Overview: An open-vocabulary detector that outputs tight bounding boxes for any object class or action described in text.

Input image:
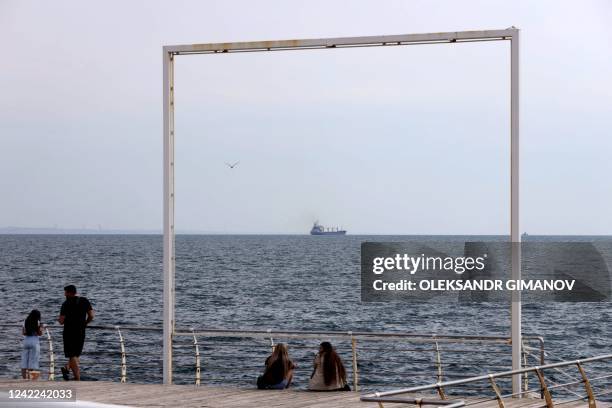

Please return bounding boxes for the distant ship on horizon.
[310,221,346,236]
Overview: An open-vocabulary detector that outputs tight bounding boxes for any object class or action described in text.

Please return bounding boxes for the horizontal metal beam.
[164,28,517,55]
[361,354,612,399]
[360,397,465,407]
[0,322,540,345]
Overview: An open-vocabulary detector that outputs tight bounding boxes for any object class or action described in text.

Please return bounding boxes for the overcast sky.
[1,0,611,234]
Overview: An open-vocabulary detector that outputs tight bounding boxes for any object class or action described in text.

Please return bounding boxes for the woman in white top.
[308,341,349,391]
[21,309,43,379]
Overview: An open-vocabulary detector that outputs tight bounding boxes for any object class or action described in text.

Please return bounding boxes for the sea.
[0,234,610,398]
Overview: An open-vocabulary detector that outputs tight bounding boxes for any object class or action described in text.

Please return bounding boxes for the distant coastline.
[0,227,305,235]
[0,226,161,235]
[1,227,610,236]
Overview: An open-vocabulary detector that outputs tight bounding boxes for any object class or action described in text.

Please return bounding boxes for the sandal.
[61,366,70,381]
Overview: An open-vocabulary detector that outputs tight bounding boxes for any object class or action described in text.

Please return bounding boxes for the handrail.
[361,354,612,407]
[173,327,543,391]
[174,327,538,343]
[0,323,547,391]
[0,323,544,346]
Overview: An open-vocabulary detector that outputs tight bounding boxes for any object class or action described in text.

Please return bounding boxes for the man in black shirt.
[58,284,94,381]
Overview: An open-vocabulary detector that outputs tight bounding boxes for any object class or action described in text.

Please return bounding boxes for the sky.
[0,0,611,234]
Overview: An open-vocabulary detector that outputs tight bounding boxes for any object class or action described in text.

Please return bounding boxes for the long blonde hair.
[265,343,293,381]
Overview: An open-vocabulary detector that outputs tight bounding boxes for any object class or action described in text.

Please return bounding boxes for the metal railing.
[174,327,546,392]
[0,323,161,383]
[362,354,612,407]
[0,323,547,392]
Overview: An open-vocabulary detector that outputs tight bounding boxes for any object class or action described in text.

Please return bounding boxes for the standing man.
[58,284,94,381]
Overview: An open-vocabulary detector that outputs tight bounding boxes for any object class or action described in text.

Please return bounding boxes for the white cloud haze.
[1,0,611,234]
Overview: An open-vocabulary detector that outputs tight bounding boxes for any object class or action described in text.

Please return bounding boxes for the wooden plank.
[0,380,609,408]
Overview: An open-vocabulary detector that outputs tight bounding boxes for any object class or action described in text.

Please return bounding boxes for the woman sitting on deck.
[257,343,295,389]
[308,341,349,391]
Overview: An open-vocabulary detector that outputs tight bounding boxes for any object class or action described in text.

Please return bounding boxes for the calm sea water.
[0,235,610,396]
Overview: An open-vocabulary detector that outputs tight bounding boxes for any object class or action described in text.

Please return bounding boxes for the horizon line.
[0,227,610,237]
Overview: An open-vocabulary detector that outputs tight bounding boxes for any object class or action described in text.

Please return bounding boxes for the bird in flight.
[225,161,240,169]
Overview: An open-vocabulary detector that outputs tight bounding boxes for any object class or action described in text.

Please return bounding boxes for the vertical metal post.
[191,329,201,386]
[45,327,55,381]
[576,362,596,408]
[535,369,554,408]
[489,375,506,408]
[510,28,521,397]
[350,333,359,391]
[521,339,528,393]
[539,337,545,399]
[116,326,127,383]
[267,329,275,353]
[434,340,444,384]
[163,47,176,385]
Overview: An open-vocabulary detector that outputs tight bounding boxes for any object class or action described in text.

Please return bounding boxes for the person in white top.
[308,341,349,391]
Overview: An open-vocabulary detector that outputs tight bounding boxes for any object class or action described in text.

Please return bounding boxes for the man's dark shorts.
[63,328,86,358]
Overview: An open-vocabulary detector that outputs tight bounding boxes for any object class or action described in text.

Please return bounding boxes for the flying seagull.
[225,161,240,169]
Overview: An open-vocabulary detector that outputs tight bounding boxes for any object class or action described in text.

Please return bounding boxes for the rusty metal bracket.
[374,392,385,408]
[488,375,505,408]
[576,361,596,408]
[437,382,447,400]
[535,368,554,408]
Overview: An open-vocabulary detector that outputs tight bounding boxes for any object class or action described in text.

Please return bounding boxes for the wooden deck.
[1,380,609,407]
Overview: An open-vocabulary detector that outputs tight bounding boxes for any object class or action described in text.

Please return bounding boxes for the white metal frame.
[162,28,521,392]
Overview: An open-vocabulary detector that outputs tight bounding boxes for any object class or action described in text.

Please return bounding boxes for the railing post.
[433,337,446,399]
[349,332,359,392]
[44,327,55,381]
[488,375,506,408]
[192,328,201,386]
[434,340,444,384]
[576,362,596,408]
[436,382,447,400]
[267,329,275,353]
[535,337,545,399]
[116,326,127,383]
[535,368,554,408]
[521,339,528,393]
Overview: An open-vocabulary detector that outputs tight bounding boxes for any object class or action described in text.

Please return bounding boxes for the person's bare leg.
[69,357,80,381]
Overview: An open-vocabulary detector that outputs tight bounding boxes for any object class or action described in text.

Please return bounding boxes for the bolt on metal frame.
[162,28,521,389]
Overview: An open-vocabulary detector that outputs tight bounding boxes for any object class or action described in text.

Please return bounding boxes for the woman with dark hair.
[308,341,349,391]
[256,343,295,389]
[21,309,43,379]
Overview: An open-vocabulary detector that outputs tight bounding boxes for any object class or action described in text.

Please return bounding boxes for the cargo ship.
[310,221,346,236]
